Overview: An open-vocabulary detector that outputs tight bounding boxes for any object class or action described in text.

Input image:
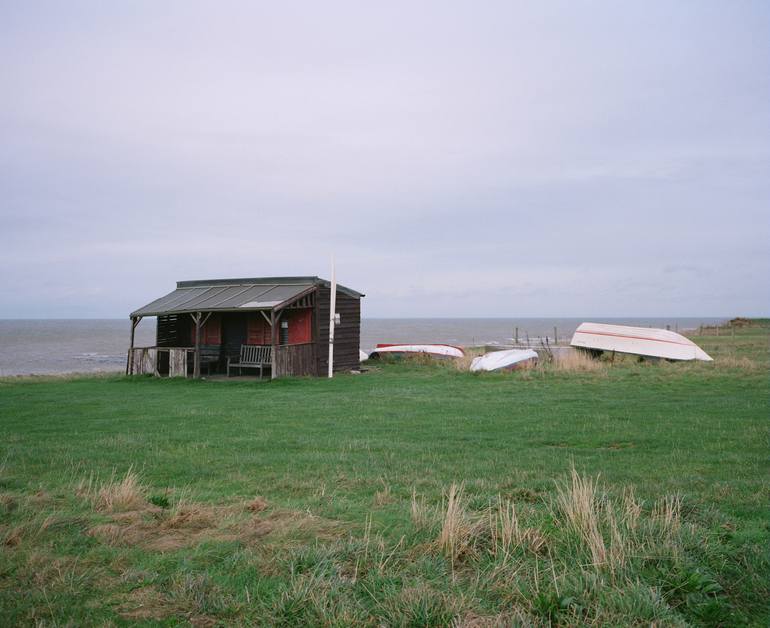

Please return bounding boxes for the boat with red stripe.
[570,322,712,361]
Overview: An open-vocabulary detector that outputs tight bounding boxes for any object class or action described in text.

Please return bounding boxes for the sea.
[0,317,725,377]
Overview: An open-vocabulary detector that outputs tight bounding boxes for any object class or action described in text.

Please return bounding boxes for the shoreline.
[0,317,738,377]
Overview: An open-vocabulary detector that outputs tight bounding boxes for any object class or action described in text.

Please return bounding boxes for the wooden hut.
[127,276,364,379]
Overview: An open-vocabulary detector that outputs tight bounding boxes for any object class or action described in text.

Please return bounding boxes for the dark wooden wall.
[275,343,315,377]
[315,286,361,375]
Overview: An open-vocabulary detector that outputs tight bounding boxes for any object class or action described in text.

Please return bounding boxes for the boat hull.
[470,349,538,372]
[370,344,465,359]
[570,323,713,361]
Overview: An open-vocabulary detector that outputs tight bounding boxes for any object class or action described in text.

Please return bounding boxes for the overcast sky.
[1,1,768,318]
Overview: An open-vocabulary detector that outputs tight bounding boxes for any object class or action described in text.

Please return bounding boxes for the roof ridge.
[177,276,320,288]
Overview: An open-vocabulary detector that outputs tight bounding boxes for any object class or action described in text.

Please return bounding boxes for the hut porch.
[127,277,363,379]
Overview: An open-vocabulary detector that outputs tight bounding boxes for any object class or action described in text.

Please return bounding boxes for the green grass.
[1,323,768,625]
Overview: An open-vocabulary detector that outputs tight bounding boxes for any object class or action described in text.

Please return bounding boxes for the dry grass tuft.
[716,354,759,370]
[622,486,642,530]
[553,469,687,575]
[547,349,606,373]
[246,496,269,512]
[374,481,395,507]
[161,502,217,530]
[81,467,148,512]
[87,523,126,545]
[437,482,466,561]
[652,494,681,535]
[452,348,484,371]
[259,508,346,543]
[81,489,343,554]
[436,483,486,564]
[555,468,607,567]
[489,498,519,558]
[3,525,23,547]
[118,585,174,621]
[453,609,536,627]
[117,578,222,624]
[0,493,17,514]
[410,488,435,529]
[605,502,626,570]
[488,498,547,557]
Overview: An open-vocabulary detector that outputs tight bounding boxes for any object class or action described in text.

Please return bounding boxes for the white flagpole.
[328,256,337,378]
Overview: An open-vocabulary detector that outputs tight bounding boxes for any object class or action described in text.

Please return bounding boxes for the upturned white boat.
[370,343,465,359]
[470,349,538,372]
[359,349,369,362]
[570,322,713,361]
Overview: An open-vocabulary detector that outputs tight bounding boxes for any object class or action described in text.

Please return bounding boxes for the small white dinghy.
[359,349,369,362]
[470,349,538,372]
[570,322,713,361]
[370,344,465,359]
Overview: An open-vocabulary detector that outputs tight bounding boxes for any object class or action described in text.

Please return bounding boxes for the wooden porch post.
[192,312,202,379]
[126,316,141,375]
[270,309,278,379]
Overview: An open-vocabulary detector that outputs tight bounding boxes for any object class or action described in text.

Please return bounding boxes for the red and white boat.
[570,322,713,361]
[369,343,465,359]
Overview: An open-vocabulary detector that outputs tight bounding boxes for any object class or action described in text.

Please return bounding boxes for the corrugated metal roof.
[130,276,363,317]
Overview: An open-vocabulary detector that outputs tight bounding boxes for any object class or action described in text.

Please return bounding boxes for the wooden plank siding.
[275,343,315,377]
[129,347,191,377]
[168,348,188,377]
[129,348,157,375]
[315,286,361,375]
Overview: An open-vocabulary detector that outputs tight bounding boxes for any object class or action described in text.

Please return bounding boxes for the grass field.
[1,323,768,626]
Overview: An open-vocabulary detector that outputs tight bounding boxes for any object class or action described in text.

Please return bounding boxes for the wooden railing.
[275,343,315,377]
[127,347,194,377]
[129,344,316,378]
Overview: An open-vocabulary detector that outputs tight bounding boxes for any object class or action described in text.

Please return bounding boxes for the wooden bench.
[227,345,272,379]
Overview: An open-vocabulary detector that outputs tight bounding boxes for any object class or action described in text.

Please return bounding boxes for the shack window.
[279,321,289,345]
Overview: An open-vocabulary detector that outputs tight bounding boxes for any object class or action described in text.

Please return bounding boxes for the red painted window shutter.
[247,316,270,345]
[204,315,221,345]
[190,315,222,345]
[288,308,312,344]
